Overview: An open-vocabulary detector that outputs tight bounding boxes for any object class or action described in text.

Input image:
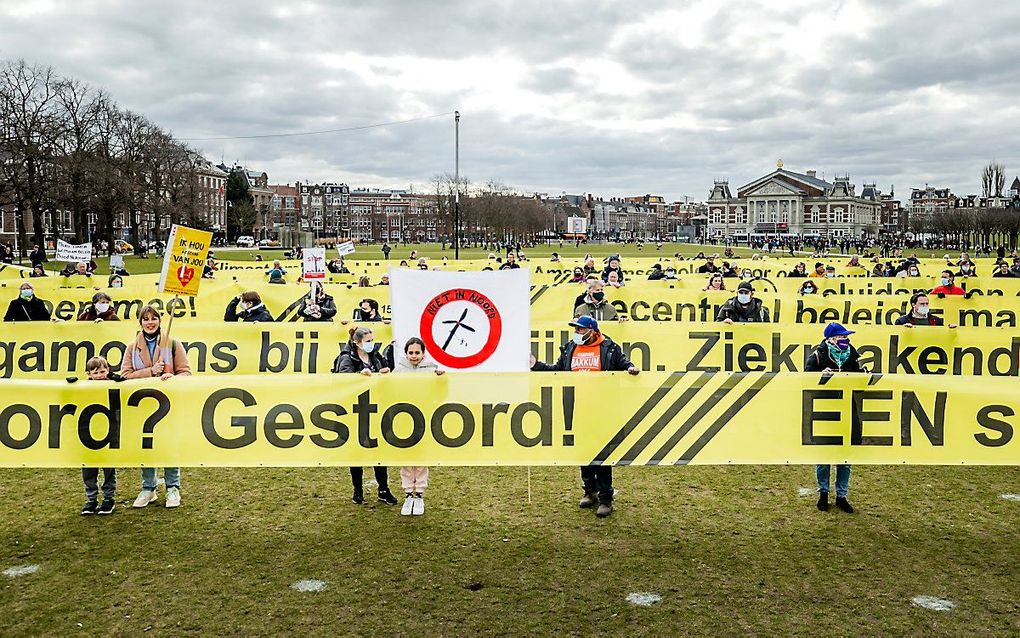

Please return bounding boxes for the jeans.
[580,465,613,502]
[141,467,180,491]
[82,468,116,501]
[350,466,390,493]
[816,464,851,498]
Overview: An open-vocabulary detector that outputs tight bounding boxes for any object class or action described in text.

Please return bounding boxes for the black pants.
[350,467,390,493]
[580,465,613,502]
[82,468,116,501]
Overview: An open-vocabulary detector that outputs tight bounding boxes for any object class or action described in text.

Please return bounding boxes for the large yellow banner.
[1,321,1018,379]
[0,372,1016,467]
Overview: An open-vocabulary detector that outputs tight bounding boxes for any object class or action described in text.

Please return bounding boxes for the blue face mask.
[940,277,950,286]
[20,289,33,299]
[362,341,376,353]
[572,332,587,345]
[737,293,751,304]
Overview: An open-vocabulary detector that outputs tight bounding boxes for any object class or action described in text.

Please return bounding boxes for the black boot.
[835,496,855,514]
[816,491,829,512]
[579,492,598,509]
[352,487,364,504]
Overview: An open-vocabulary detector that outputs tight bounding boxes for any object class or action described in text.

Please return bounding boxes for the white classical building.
[706,163,882,239]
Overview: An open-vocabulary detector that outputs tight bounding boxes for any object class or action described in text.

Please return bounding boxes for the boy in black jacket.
[79,356,124,515]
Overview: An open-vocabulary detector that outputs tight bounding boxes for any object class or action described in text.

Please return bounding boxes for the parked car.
[114,239,134,253]
[236,236,256,247]
[259,239,281,247]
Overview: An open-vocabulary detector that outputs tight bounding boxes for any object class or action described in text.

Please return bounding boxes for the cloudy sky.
[2,0,1018,201]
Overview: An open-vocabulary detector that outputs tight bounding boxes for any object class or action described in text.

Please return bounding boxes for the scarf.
[826,342,851,369]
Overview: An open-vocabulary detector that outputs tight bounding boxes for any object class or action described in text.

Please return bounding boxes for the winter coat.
[803,342,865,373]
[395,356,439,373]
[3,296,51,321]
[332,345,388,374]
[573,300,619,322]
[298,293,337,322]
[531,334,634,372]
[77,306,120,322]
[715,297,770,323]
[224,298,274,322]
[120,332,192,378]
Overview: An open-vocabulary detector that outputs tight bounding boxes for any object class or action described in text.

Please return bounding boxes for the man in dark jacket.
[803,322,864,514]
[224,291,274,322]
[894,292,958,327]
[716,281,770,323]
[530,315,639,518]
[4,283,52,321]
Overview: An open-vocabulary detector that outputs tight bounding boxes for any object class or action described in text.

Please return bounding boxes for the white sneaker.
[133,489,157,508]
[400,494,414,516]
[411,495,425,516]
[165,487,181,508]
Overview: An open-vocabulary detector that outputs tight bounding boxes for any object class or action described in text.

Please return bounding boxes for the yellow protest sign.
[0,372,1017,467]
[3,321,1020,380]
[158,224,213,296]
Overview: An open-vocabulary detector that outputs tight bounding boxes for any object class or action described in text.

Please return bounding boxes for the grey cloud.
[0,0,1018,201]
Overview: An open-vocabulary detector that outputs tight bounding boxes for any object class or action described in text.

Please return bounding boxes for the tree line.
[430,173,554,243]
[0,59,204,257]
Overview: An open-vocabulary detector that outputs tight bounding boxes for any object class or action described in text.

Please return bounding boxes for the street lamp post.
[454,110,460,260]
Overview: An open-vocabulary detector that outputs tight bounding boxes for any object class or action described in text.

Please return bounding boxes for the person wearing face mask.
[662,266,678,280]
[905,264,921,277]
[4,283,52,321]
[529,315,638,518]
[332,326,397,506]
[804,322,865,514]
[108,274,124,288]
[224,291,274,322]
[739,268,754,282]
[895,293,958,327]
[569,267,587,283]
[716,281,770,324]
[955,262,977,278]
[298,282,337,322]
[29,265,47,278]
[931,270,965,296]
[824,265,837,278]
[573,279,620,322]
[352,298,386,322]
[798,281,818,295]
[77,292,119,322]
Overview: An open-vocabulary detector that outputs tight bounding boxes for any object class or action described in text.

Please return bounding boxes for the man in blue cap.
[530,315,639,518]
[804,322,865,513]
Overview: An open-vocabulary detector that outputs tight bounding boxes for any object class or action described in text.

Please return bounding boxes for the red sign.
[419,288,502,369]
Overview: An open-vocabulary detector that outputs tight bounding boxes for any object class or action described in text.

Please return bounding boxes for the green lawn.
[36,242,761,276]
[1,465,1018,634]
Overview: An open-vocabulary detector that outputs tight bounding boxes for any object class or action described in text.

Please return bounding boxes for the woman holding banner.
[121,305,192,509]
[333,326,398,506]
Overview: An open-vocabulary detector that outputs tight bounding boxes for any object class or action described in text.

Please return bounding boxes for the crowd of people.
[1,244,1011,522]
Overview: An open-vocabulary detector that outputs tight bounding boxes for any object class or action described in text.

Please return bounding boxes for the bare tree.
[0,59,61,255]
[982,161,1007,198]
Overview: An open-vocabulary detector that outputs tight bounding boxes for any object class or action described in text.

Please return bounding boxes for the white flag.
[390,268,530,372]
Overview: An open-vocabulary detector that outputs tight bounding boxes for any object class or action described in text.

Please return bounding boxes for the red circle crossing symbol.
[419,288,502,368]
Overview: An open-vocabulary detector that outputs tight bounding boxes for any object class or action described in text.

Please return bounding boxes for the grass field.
[2,465,1019,635]
[4,240,1020,634]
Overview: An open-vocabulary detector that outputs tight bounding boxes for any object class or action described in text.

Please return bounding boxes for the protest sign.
[158,224,213,297]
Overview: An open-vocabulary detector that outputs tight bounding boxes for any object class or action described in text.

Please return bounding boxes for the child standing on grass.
[395,338,444,516]
[80,356,123,515]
